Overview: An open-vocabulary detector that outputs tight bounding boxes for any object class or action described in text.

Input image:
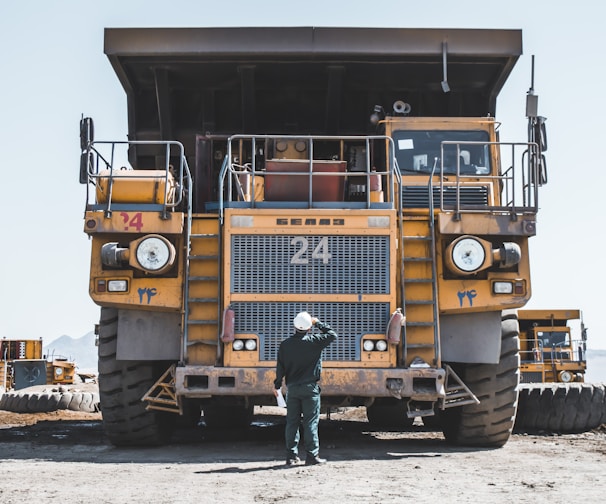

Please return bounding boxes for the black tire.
[0,388,99,413]
[366,398,415,430]
[441,311,520,447]
[515,382,606,433]
[98,307,176,446]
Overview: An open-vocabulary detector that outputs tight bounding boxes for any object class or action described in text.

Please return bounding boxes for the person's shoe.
[305,455,326,466]
[285,456,300,466]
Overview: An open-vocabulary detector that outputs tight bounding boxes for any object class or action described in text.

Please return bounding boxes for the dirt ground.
[1,406,605,504]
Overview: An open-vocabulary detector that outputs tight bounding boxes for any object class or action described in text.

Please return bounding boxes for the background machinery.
[515,309,606,433]
[1,338,77,391]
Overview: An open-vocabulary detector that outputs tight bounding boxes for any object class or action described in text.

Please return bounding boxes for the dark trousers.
[285,382,321,458]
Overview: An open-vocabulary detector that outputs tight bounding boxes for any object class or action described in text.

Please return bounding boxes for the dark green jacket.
[274,321,337,389]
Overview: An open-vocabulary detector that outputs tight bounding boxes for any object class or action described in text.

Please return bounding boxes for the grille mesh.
[402,185,488,208]
[231,302,391,361]
[520,372,543,384]
[231,235,389,294]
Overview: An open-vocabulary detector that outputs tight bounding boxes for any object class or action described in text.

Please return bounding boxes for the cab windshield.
[392,130,491,175]
[536,330,570,348]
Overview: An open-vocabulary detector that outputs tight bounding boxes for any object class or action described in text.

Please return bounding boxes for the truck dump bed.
[104,27,522,146]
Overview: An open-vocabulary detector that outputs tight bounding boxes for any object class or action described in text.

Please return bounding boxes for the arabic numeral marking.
[290,236,308,264]
[311,236,332,264]
[290,236,332,265]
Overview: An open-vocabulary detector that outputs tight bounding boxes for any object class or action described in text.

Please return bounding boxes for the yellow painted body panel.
[84,210,183,235]
[88,235,184,310]
[96,169,176,204]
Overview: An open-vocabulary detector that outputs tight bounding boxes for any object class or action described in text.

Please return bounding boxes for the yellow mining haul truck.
[515,310,606,433]
[80,27,548,447]
[518,309,586,384]
[1,338,77,391]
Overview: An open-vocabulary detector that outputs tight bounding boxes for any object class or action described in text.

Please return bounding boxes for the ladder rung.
[403,257,431,262]
[188,276,219,281]
[191,233,218,238]
[406,300,435,305]
[189,254,219,260]
[404,278,433,283]
[406,343,435,348]
[187,320,218,325]
[187,339,218,346]
[188,297,218,303]
[403,236,431,241]
[406,322,435,327]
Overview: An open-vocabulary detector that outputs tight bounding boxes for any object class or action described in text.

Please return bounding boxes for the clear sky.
[1,1,605,352]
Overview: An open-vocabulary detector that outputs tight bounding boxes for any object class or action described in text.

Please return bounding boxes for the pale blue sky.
[1,1,605,367]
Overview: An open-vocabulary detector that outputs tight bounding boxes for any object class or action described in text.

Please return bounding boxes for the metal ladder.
[184,216,222,365]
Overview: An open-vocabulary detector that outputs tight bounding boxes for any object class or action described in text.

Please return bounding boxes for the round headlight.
[375,340,388,352]
[135,235,175,273]
[55,367,63,376]
[232,340,244,351]
[559,370,573,383]
[245,339,257,351]
[363,340,375,352]
[451,237,486,273]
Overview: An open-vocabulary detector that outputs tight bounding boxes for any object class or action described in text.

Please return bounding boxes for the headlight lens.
[363,340,375,352]
[232,340,244,351]
[135,235,175,272]
[493,281,513,294]
[375,340,388,352]
[559,370,573,383]
[245,339,257,351]
[451,237,486,272]
[55,367,63,376]
[108,280,128,292]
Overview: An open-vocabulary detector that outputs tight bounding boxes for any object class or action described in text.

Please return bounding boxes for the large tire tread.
[442,312,520,448]
[98,307,176,446]
[515,382,606,433]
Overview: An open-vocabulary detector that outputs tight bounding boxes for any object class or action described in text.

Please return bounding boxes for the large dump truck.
[515,309,606,433]
[80,27,547,447]
[518,309,586,384]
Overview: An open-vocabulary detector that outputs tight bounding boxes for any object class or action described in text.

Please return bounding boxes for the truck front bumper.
[174,365,446,401]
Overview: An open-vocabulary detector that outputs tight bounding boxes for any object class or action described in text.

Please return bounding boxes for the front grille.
[231,301,390,361]
[231,235,389,294]
[520,372,543,384]
[402,185,488,208]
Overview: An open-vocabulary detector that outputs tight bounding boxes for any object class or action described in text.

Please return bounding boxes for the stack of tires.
[515,382,606,434]
[0,384,100,413]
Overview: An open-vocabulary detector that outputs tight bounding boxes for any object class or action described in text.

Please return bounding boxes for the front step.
[186,215,221,365]
[440,364,480,409]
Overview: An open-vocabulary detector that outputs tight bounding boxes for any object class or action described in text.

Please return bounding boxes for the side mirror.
[80,117,94,151]
[80,152,93,184]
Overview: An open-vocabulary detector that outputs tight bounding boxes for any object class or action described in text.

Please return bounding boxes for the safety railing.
[520,339,586,364]
[82,140,191,220]
[438,141,541,219]
[217,134,402,222]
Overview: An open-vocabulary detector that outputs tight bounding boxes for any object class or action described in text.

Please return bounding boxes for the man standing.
[273,311,337,466]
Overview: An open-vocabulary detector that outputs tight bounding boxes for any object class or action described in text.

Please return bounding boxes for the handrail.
[218,134,399,219]
[438,140,540,218]
[84,140,190,219]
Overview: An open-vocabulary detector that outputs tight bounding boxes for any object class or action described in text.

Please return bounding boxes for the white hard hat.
[293,311,313,331]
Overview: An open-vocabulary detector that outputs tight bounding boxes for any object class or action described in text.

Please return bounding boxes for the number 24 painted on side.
[119,212,143,232]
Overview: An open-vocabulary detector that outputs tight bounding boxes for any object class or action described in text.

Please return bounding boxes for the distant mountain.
[44,332,97,372]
